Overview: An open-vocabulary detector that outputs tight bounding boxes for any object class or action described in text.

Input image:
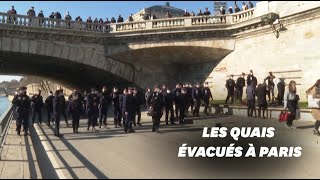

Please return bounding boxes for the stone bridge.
[0,3,276,90]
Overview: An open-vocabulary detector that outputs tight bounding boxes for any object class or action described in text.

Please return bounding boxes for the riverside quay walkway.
[0,105,320,179]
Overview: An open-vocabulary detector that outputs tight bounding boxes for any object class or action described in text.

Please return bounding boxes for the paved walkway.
[1,109,320,178]
[0,120,42,179]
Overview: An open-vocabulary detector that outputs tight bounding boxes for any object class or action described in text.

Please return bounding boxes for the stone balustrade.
[231,8,255,23]
[0,8,255,33]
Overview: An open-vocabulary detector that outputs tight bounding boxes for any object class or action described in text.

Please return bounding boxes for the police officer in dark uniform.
[192,83,203,117]
[236,72,246,102]
[69,89,83,133]
[86,88,99,131]
[163,88,175,125]
[203,82,213,115]
[133,87,143,126]
[120,88,127,127]
[53,89,64,137]
[59,89,69,126]
[188,83,194,113]
[99,86,111,128]
[31,89,43,126]
[111,87,121,128]
[225,75,236,104]
[45,91,54,126]
[173,83,182,119]
[148,85,164,133]
[124,87,136,133]
[178,87,189,124]
[12,86,31,136]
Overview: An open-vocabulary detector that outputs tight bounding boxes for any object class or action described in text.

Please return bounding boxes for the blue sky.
[0,1,258,82]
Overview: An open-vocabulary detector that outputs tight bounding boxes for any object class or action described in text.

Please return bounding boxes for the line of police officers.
[12,82,213,137]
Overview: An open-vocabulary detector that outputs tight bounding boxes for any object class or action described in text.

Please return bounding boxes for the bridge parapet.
[0,8,256,34]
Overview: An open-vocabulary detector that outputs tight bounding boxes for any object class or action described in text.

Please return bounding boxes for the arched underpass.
[0,52,136,91]
[109,46,233,87]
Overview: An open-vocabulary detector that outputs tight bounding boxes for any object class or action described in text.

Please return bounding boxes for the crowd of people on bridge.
[11,82,213,137]
[5,1,255,30]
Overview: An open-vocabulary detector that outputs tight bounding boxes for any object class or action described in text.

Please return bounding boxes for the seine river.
[0,97,9,117]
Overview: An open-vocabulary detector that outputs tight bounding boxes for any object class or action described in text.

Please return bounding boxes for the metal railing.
[0,104,15,160]
[0,8,256,33]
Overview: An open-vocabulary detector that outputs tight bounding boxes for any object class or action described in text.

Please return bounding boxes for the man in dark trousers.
[111,87,121,128]
[45,91,54,126]
[173,83,182,119]
[12,86,31,136]
[178,87,189,124]
[148,85,164,133]
[277,78,286,106]
[86,88,100,131]
[203,82,213,116]
[69,89,83,133]
[192,83,203,117]
[31,89,43,126]
[225,75,236,104]
[53,89,64,137]
[163,88,175,125]
[124,87,136,133]
[133,87,143,126]
[99,86,111,128]
[120,88,127,127]
[236,72,246,102]
[59,89,69,126]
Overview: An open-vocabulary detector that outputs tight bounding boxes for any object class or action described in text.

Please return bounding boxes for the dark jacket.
[148,92,164,114]
[226,79,236,91]
[236,77,246,89]
[86,93,100,111]
[164,92,174,107]
[256,84,267,106]
[192,87,203,100]
[125,94,136,114]
[69,92,83,114]
[99,92,111,109]
[111,92,120,109]
[53,95,63,114]
[45,95,54,110]
[120,94,127,112]
[31,94,43,109]
[247,75,257,86]
[203,87,213,101]
[12,93,31,113]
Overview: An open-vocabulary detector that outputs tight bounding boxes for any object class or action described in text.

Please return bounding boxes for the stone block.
[61,45,70,60]
[52,43,62,58]
[20,39,29,54]
[28,40,38,54]
[10,38,20,53]
[2,37,11,52]
[75,47,85,63]
[103,58,113,72]
[45,42,54,57]
[69,46,78,61]
[110,60,120,74]
[96,55,106,69]
[83,49,94,65]
[90,53,99,67]
[37,41,46,55]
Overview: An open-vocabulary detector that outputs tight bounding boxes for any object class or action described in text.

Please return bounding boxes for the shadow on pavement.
[24,136,38,179]
[44,125,109,179]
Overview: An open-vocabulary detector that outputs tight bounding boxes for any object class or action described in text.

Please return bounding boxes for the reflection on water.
[0,97,9,117]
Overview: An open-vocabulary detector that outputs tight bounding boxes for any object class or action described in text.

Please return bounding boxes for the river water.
[0,97,9,117]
